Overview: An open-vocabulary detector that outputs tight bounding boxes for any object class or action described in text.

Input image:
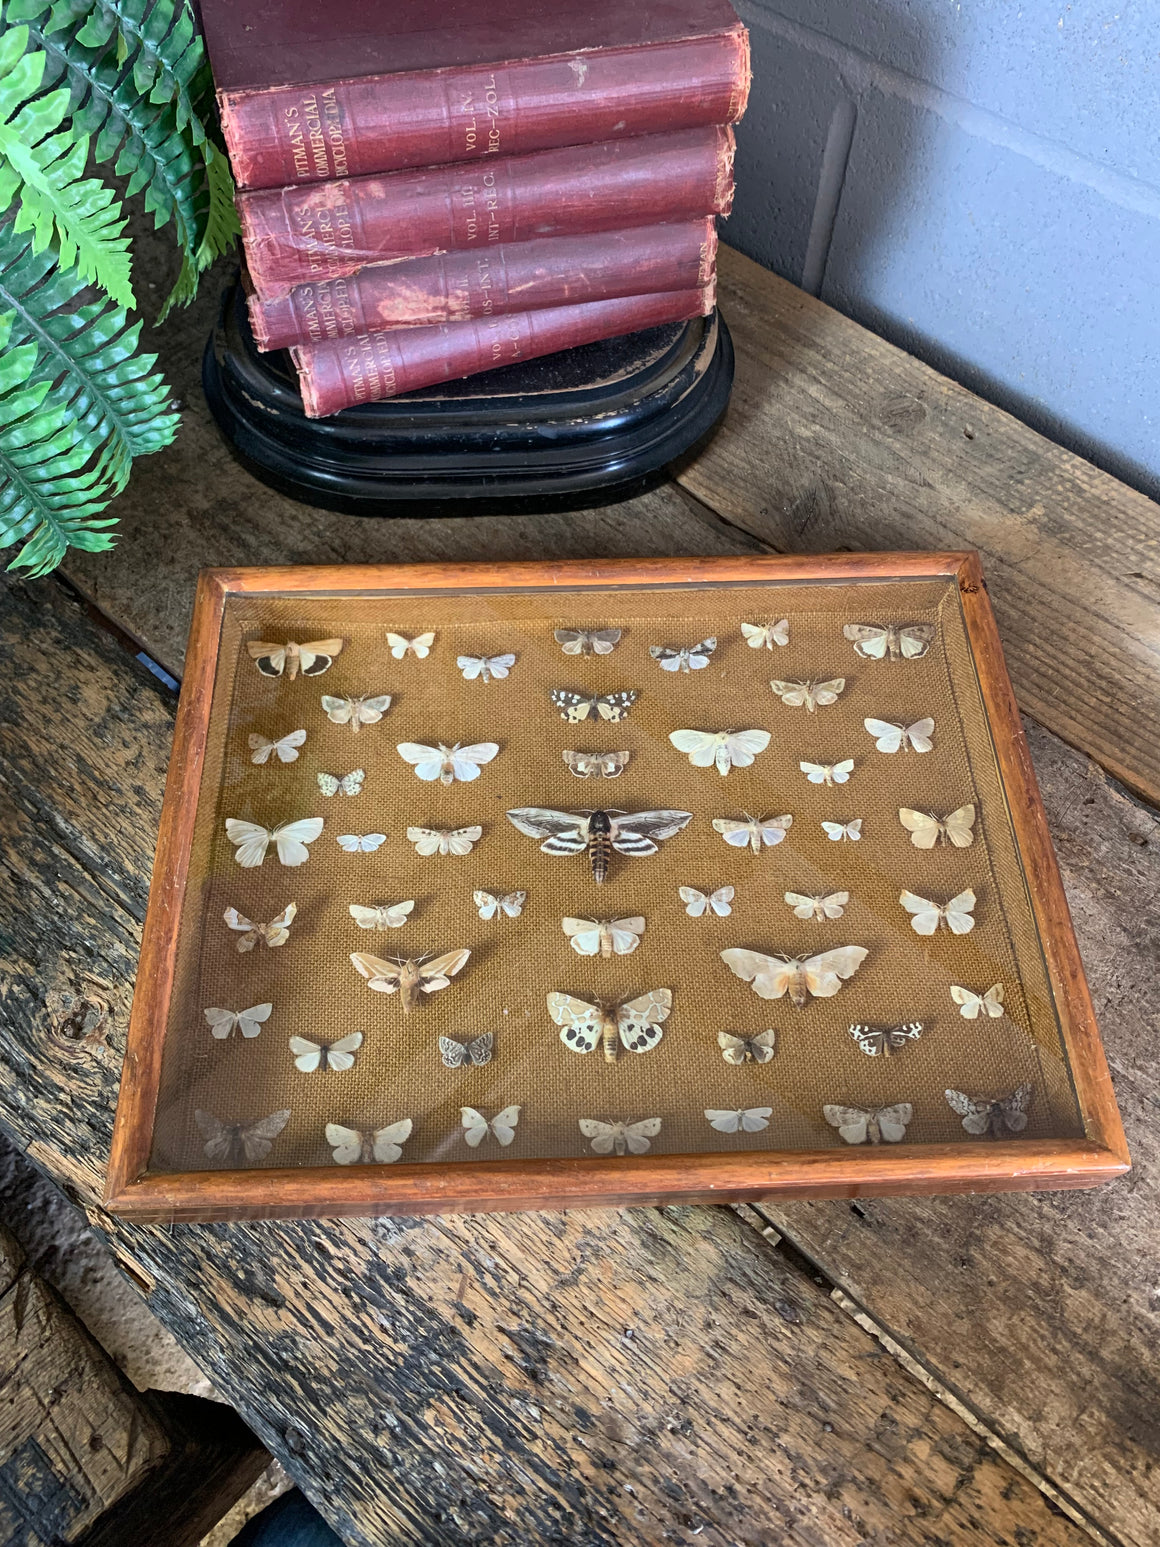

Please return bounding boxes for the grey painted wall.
[726,1,1160,499]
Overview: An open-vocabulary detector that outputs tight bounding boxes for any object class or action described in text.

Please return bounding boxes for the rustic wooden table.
[2,244,1157,1547]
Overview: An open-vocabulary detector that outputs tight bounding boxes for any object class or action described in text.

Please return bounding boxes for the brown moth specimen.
[350,949,470,1012]
[506,807,691,884]
[945,1084,1033,1137]
[843,622,935,661]
[246,638,343,678]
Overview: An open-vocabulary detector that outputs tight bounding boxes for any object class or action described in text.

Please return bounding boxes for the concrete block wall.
[726,1,1159,498]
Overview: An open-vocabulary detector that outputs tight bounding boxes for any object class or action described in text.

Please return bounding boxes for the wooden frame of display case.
[104,552,1129,1222]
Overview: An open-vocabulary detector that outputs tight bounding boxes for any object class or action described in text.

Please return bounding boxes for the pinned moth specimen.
[290,1031,363,1072]
[547,989,671,1061]
[475,890,526,920]
[847,1022,923,1058]
[705,1107,772,1134]
[440,1033,494,1068]
[721,945,868,1008]
[713,813,793,853]
[462,1105,521,1147]
[717,1029,777,1064]
[823,1103,912,1145]
[406,825,483,857]
[458,652,517,683]
[349,901,414,930]
[650,636,717,672]
[785,891,848,923]
[669,728,771,776]
[396,741,499,784]
[900,889,976,936]
[864,716,934,753]
[741,620,789,649]
[950,983,1005,1019]
[562,916,645,957]
[203,1002,272,1040]
[679,885,734,918]
[554,626,622,656]
[945,1084,1033,1137]
[195,1109,291,1163]
[386,631,435,659]
[580,1117,661,1155]
[506,807,691,883]
[320,694,392,732]
[843,622,934,661]
[337,832,387,853]
[225,817,324,868]
[550,688,638,722]
[249,729,306,765]
[770,678,845,712]
[223,903,296,951]
[822,819,862,842]
[350,948,470,1012]
[326,1119,412,1164]
[247,639,342,679]
[800,759,853,786]
[563,749,631,779]
[318,769,365,797]
[899,804,976,848]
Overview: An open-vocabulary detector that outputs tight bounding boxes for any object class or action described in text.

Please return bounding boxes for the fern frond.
[0,27,133,306]
[0,306,126,577]
[156,139,237,321]
[72,0,208,146]
[0,221,178,488]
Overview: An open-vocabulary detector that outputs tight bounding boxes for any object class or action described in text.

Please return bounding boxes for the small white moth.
[326,1119,412,1164]
[203,1003,272,1040]
[320,694,392,731]
[225,817,324,868]
[349,901,414,930]
[950,983,1005,1019]
[770,679,845,712]
[406,825,482,856]
[385,631,435,659]
[461,1105,521,1147]
[899,805,976,848]
[712,813,793,852]
[821,819,862,842]
[823,1104,912,1144]
[475,890,526,920]
[337,832,387,853]
[579,1117,661,1155]
[650,636,716,672]
[741,620,789,649]
[561,917,645,957]
[843,622,934,661]
[705,1107,772,1134]
[669,728,771,775]
[900,888,976,935]
[223,903,296,950]
[289,1031,363,1072]
[679,885,734,917]
[721,946,868,1008]
[864,717,935,753]
[784,891,848,922]
[249,728,306,765]
[317,769,365,797]
[396,741,499,784]
[800,759,854,786]
[457,653,516,682]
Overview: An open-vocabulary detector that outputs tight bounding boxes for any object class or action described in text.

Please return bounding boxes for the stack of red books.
[202,0,750,418]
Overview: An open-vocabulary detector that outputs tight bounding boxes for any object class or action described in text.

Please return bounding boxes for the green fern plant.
[0,1,239,576]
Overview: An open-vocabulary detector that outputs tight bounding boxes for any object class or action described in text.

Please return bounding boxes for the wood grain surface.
[0,558,1150,1546]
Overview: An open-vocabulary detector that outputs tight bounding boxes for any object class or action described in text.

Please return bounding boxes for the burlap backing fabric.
[149,575,1084,1172]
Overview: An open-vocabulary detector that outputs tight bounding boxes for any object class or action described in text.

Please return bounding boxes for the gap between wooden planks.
[0,574,1113,1547]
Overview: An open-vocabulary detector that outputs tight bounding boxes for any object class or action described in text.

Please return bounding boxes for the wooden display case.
[104,553,1128,1221]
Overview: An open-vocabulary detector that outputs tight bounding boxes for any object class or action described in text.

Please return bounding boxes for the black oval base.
[201,278,733,517]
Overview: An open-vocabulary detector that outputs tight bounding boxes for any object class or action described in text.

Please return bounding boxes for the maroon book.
[201,0,749,190]
[292,284,716,416]
[249,219,717,351]
[239,126,735,299]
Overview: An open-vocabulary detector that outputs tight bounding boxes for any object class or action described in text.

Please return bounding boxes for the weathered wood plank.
[0,576,1101,1544]
[675,245,1160,804]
